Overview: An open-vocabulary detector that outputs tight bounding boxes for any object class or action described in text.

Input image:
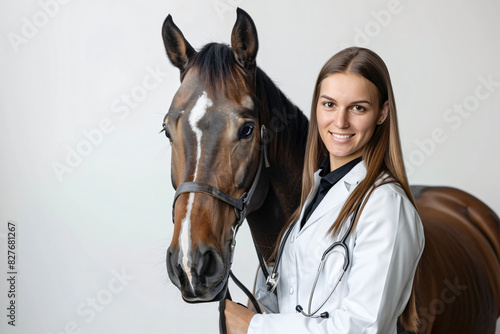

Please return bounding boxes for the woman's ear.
[378,101,389,125]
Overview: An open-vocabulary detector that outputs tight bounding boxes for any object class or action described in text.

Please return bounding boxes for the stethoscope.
[265,200,362,319]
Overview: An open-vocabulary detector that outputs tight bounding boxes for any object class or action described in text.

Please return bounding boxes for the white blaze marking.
[178,92,213,287]
[179,193,195,285]
[241,95,254,110]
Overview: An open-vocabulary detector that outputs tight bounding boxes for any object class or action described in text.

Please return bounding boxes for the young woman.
[225,47,425,334]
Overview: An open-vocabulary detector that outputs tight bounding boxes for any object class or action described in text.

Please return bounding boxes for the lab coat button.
[289,286,294,295]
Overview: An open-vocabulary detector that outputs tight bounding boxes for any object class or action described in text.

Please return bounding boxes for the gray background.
[1,0,499,333]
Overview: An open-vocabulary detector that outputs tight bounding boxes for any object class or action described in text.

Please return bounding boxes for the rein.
[171,126,270,333]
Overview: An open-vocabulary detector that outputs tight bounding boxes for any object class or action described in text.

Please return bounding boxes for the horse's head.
[162,9,267,302]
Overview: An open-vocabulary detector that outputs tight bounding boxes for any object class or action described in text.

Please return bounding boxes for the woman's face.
[316,73,388,171]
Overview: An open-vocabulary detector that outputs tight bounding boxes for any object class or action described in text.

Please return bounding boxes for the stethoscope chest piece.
[266,272,280,293]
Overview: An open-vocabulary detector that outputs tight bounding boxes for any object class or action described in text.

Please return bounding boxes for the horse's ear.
[231,8,259,71]
[162,14,196,77]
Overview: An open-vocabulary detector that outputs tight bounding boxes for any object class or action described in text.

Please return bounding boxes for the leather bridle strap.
[219,289,232,334]
[219,271,263,333]
[174,182,245,218]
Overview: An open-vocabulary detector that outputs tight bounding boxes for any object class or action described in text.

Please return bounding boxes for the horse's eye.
[239,124,255,140]
[161,125,172,141]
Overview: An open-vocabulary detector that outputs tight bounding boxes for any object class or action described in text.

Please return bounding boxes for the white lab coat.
[248,161,425,334]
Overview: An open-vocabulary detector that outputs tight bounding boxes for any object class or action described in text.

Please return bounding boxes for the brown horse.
[161,8,500,334]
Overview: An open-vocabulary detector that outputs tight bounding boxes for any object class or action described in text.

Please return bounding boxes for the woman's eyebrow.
[319,94,335,101]
[319,95,372,105]
[351,100,372,105]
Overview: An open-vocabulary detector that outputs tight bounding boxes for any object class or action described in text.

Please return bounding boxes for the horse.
[162,8,308,304]
[161,8,500,334]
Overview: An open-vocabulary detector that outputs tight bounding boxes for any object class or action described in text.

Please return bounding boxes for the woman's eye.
[239,124,255,140]
[323,102,335,108]
[352,105,366,112]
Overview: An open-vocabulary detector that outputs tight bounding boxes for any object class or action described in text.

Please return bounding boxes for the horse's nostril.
[166,247,183,287]
[167,248,176,270]
[197,250,211,278]
[196,247,220,282]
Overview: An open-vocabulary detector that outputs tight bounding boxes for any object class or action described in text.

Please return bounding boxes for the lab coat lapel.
[298,161,367,235]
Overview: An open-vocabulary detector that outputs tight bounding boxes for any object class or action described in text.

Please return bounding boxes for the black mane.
[255,67,309,168]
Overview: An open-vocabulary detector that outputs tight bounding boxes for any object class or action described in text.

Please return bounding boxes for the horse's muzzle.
[166,243,228,303]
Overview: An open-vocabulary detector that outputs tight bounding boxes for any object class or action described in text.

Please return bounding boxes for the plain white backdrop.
[1,0,499,333]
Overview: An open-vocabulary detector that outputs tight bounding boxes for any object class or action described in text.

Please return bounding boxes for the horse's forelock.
[187,43,251,105]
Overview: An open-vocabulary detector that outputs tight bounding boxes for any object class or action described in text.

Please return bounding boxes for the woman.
[225,47,425,333]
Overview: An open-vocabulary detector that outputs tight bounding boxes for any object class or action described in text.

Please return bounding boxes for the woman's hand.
[224,300,256,334]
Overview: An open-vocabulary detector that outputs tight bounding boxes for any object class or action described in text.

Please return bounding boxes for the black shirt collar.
[299,156,362,229]
[319,156,363,185]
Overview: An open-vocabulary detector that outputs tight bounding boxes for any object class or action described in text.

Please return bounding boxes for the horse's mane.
[188,42,309,168]
[255,67,309,168]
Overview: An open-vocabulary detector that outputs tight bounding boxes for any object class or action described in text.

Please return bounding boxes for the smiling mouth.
[330,132,354,139]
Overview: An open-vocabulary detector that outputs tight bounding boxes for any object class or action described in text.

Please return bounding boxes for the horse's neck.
[247,74,308,262]
[247,159,304,261]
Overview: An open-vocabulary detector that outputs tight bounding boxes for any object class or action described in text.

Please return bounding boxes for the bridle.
[171,125,270,333]
[172,125,269,256]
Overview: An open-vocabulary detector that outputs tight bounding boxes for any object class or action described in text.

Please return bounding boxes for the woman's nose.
[335,109,349,128]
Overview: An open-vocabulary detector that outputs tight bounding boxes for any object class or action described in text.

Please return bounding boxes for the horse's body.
[409,186,500,333]
[162,8,500,333]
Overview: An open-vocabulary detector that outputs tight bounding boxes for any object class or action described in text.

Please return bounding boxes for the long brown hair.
[274,47,419,330]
